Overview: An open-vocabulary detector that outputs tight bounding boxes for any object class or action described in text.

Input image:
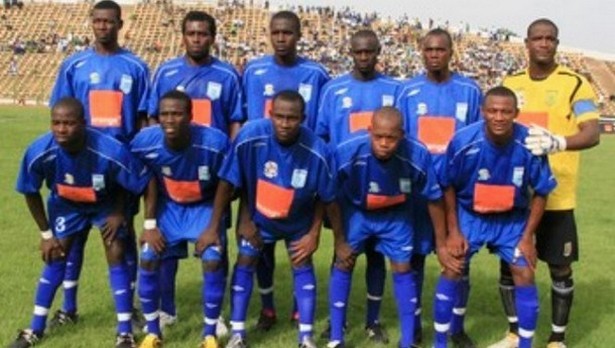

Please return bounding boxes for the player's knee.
[411,254,426,272]
[548,263,572,280]
[334,260,353,273]
[202,260,221,273]
[139,259,158,272]
[104,239,125,265]
[510,265,534,286]
[236,254,258,268]
[292,257,313,269]
[390,261,411,274]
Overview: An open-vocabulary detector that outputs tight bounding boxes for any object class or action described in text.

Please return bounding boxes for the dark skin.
[422,33,452,83]
[91,8,123,55]
[269,17,300,66]
[350,34,380,82]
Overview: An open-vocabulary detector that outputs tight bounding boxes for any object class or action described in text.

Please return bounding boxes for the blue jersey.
[441,122,556,213]
[242,55,329,130]
[49,47,150,143]
[335,133,442,213]
[148,56,244,133]
[16,128,150,209]
[219,119,335,234]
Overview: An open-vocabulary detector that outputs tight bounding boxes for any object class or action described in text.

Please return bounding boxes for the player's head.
[182,11,216,62]
[421,28,453,74]
[369,106,405,161]
[51,97,86,151]
[159,90,193,143]
[482,86,519,144]
[91,0,123,45]
[350,29,381,76]
[525,18,559,67]
[270,90,305,145]
[270,11,301,60]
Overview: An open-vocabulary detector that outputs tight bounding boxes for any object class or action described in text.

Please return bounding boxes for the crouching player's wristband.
[40,229,53,240]
[143,219,157,230]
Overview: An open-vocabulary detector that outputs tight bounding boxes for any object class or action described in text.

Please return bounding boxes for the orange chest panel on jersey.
[57,184,97,203]
[89,90,123,127]
[515,112,549,129]
[417,116,456,154]
[256,179,295,219]
[473,183,515,213]
[349,111,373,133]
[366,193,406,210]
[263,99,273,119]
[192,99,212,126]
[163,177,202,203]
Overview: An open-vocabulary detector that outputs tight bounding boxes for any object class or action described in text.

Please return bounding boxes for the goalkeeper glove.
[524,124,566,156]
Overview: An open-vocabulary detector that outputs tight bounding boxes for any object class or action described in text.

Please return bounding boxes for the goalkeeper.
[488,18,600,348]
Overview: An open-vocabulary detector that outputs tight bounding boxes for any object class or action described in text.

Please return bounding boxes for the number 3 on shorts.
[55,217,66,233]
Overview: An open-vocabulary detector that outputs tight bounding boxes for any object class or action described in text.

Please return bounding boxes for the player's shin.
[450,271,470,334]
[229,264,255,337]
[329,267,352,344]
[393,271,417,348]
[31,260,66,334]
[549,271,574,342]
[365,247,386,327]
[203,267,225,337]
[498,260,519,334]
[433,275,460,348]
[515,285,539,348]
[62,234,86,314]
[159,258,179,316]
[293,265,316,342]
[138,267,161,336]
[109,264,133,334]
[411,254,426,338]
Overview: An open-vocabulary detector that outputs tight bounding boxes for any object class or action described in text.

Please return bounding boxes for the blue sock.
[450,275,470,334]
[230,264,254,338]
[433,276,459,348]
[62,236,85,314]
[365,249,385,327]
[31,260,66,334]
[411,255,426,336]
[109,264,133,334]
[159,258,179,316]
[393,271,416,348]
[329,267,352,343]
[293,265,316,343]
[516,285,539,348]
[203,268,225,337]
[256,243,275,312]
[138,268,160,336]
[124,233,139,307]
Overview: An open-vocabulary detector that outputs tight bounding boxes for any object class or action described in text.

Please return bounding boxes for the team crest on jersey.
[92,174,105,191]
[264,84,275,96]
[162,166,172,176]
[64,173,74,185]
[176,85,186,92]
[207,82,222,100]
[368,181,380,193]
[512,167,524,188]
[120,74,133,94]
[399,178,411,193]
[477,168,490,181]
[298,83,313,102]
[198,166,210,181]
[455,103,468,123]
[263,161,278,178]
[291,169,308,188]
[545,90,558,106]
[417,102,428,115]
[342,97,353,109]
[382,95,394,107]
[89,72,100,85]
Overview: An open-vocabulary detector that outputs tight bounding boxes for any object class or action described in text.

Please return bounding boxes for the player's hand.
[334,240,356,270]
[140,227,166,254]
[436,246,465,275]
[524,124,566,156]
[101,211,125,245]
[515,236,537,271]
[195,227,221,257]
[289,232,319,266]
[239,221,262,251]
[40,237,65,263]
[446,231,468,258]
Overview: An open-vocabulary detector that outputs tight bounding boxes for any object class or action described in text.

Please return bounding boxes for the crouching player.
[12,97,150,348]
[327,107,445,348]
[130,91,230,348]
[432,86,557,348]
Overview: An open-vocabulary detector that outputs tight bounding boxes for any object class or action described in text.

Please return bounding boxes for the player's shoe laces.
[215,315,229,338]
[199,335,219,348]
[450,331,476,348]
[225,334,247,348]
[298,336,317,348]
[365,322,389,344]
[486,331,519,348]
[546,342,567,348]
[115,333,137,348]
[138,334,162,348]
[255,309,277,331]
[143,312,177,334]
[9,329,41,348]
[48,310,79,328]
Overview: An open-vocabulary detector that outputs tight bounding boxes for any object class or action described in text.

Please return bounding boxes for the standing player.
[48,0,150,328]
[197,91,342,348]
[489,19,600,348]
[11,98,150,348]
[241,10,330,329]
[327,107,445,348]
[395,28,482,347]
[316,29,402,342]
[146,10,243,331]
[131,91,229,348]
[432,86,556,348]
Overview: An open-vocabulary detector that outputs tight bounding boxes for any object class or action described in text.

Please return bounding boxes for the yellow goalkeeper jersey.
[504,65,599,210]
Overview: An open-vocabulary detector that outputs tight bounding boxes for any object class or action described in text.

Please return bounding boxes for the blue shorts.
[342,203,413,263]
[140,238,226,262]
[411,197,435,255]
[238,227,305,258]
[47,198,128,240]
[157,201,217,244]
[458,207,529,267]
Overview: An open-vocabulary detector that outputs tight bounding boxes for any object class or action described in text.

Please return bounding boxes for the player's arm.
[516,194,546,271]
[195,180,235,255]
[565,119,599,151]
[140,179,165,253]
[290,201,324,266]
[25,193,65,263]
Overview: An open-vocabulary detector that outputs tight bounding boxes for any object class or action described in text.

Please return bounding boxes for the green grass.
[1,106,614,347]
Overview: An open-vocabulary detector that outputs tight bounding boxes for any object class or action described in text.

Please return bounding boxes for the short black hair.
[160,90,193,115]
[527,18,559,38]
[53,97,85,119]
[484,86,518,108]
[270,11,301,34]
[272,90,305,114]
[351,29,379,43]
[374,106,404,128]
[92,0,122,20]
[423,28,453,49]
[182,10,216,36]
